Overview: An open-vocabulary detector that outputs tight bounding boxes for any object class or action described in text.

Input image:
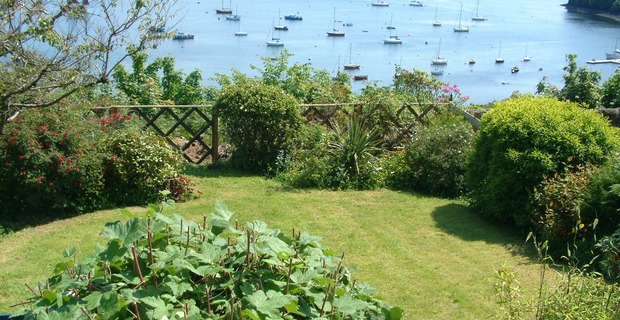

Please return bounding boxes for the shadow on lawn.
[432,203,536,260]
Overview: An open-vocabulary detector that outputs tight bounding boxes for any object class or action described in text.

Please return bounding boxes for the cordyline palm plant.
[328,115,382,176]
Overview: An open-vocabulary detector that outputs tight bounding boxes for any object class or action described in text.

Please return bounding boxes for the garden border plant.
[13,200,403,319]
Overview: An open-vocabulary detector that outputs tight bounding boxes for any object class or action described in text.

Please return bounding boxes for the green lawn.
[0,168,545,319]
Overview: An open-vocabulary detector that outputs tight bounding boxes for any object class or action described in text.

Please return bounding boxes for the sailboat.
[432,8,442,26]
[332,55,342,80]
[471,0,487,21]
[215,0,232,14]
[225,6,240,20]
[383,14,401,44]
[266,23,284,46]
[274,11,288,30]
[431,39,447,65]
[372,0,389,6]
[431,68,444,76]
[266,33,284,46]
[606,39,620,59]
[235,20,247,36]
[522,44,531,61]
[495,42,505,63]
[343,43,360,70]
[453,2,469,32]
[409,1,423,6]
[327,7,345,37]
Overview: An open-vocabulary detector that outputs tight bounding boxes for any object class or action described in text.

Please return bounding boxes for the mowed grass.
[0,167,545,318]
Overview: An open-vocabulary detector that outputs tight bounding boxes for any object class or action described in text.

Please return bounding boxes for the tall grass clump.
[494,234,620,320]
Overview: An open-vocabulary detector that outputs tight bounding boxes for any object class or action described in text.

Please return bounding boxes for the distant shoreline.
[563,4,620,23]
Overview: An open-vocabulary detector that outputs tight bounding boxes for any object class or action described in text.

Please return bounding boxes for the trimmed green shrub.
[102,127,184,205]
[14,201,403,319]
[393,113,475,198]
[215,80,303,173]
[0,107,105,219]
[466,96,618,227]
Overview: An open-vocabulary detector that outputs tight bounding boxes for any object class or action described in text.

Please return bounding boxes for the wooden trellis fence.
[100,105,219,165]
[100,101,477,165]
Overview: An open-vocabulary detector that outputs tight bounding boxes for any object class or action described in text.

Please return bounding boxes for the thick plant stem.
[132,244,145,284]
[286,257,293,294]
[320,283,332,317]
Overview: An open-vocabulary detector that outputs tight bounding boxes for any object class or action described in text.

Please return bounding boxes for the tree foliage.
[215,50,353,104]
[567,0,620,13]
[113,50,211,105]
[535,54,620,109]
[0,0,179,132]
[601,69,620,108]
[560,54,602,109]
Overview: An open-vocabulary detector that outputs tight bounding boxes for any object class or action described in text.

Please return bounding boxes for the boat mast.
[458,2,463,28]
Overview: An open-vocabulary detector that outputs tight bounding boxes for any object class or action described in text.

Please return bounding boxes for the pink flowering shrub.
[392,66,470,106]
[0,108,105,220]
[0,107,196,231]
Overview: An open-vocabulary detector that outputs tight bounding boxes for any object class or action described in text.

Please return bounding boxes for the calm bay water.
[150,0,620,105]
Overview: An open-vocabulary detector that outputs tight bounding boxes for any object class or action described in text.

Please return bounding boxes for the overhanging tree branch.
[0,0,180,133]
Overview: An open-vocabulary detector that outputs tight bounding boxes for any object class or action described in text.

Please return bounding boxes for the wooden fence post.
[212,113,219,164]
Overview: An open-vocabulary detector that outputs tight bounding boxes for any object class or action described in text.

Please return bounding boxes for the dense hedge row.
[0,107,191,231]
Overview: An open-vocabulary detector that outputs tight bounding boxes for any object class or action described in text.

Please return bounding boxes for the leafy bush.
[532,165,596,246]
[356,84,405,149]
[221,50,353,104]
[275,124,332,188]
[14,201,403,319]
[0,107,105,219]
[466,96,619,227]
[166,175,202,202]
[392,114,474,198]
[597,228,620,281]
[215,80,303,173]
[582,155,620,236]
[357,70,470,150]
[531,165,602,261]
[102,127,184,205]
